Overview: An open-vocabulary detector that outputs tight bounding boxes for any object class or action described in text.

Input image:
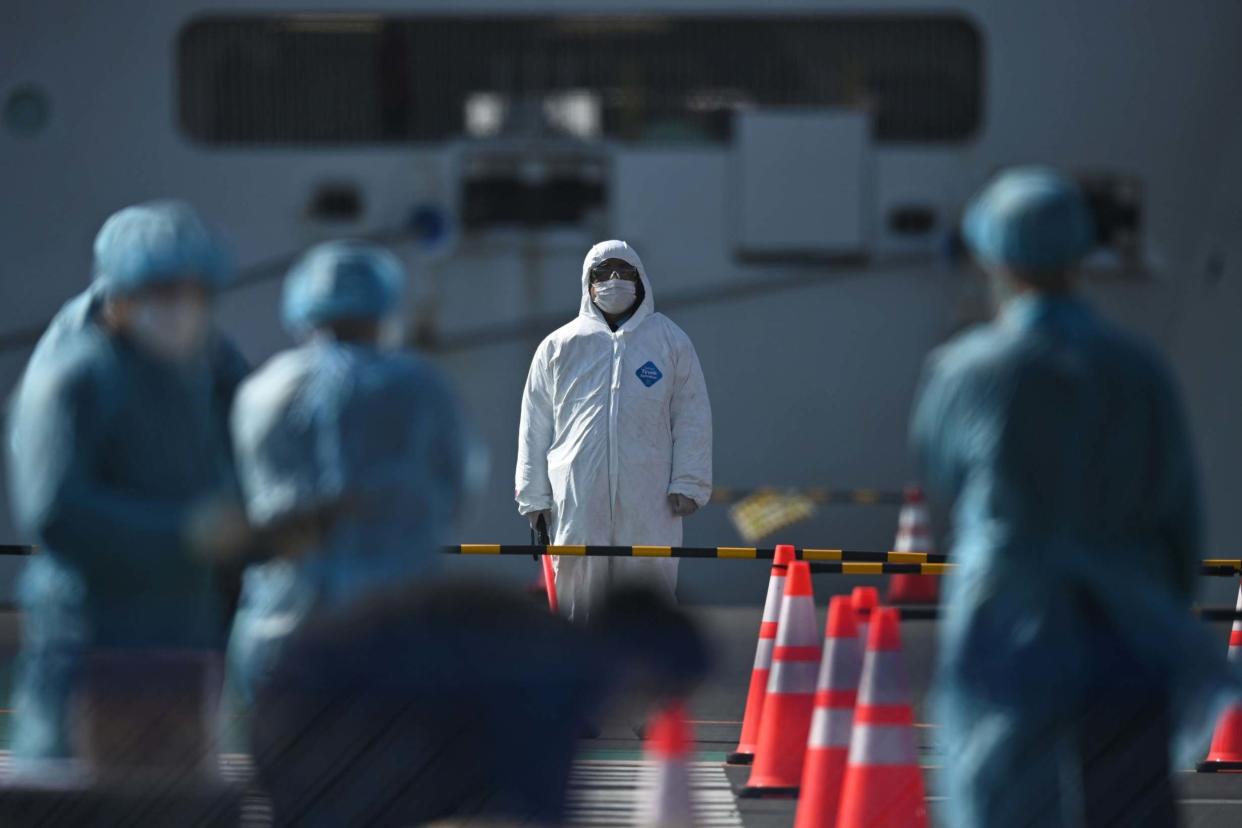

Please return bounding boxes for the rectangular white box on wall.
[733,109,871,259]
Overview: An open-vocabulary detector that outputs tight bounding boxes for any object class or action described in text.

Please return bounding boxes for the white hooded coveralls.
[515,241,713,620]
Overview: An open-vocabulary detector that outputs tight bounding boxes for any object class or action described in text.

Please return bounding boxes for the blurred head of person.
[92,200,233,363]
[251,578,707,825]
[282,240,407,348]
[252,578,600,825]
[588,583,710,712]
[962,166,1096,307]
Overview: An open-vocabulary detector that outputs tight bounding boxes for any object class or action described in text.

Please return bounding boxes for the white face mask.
[592,279,638,315]
[379,316,407,351]
[127,297,210,362]
[985,266,1018,313]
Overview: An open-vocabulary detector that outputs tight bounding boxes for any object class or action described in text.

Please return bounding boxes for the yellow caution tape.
[631,546,673,557]
[801,549,844,562]
[717,547,760,559]
[459,544,501,554]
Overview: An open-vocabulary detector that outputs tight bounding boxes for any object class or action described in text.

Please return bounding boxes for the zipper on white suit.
[607,332,624,542]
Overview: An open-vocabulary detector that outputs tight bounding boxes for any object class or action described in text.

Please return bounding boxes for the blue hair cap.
[92,200,233,294]
[963,167,1096,271]
[282,240,405,333]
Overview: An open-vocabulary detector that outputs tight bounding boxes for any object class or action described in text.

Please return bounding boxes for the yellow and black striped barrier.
[893,605,1242,622]
[446,546,1242,577]
[0,543,1236,577]
[449,544,946,562]
[711,487,904,506]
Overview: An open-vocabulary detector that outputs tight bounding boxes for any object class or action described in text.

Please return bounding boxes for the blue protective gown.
[7,285,248,760]
[913,294,1240,826]
[227,340,466,700]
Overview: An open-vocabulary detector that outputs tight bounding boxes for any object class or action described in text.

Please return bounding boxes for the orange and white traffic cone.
[639,702,698,828]
[1199,583,1242,771]
[741,561,819,797]
[794,596,864,828]
[850,587,879,648]
[836,607,928,828]
[887,486,940,605]
[728,544,796,765]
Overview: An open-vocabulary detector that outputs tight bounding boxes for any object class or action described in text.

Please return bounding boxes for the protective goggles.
[588,260,640,284]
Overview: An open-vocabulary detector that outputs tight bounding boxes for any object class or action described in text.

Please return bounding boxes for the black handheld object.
[530,513,551,559]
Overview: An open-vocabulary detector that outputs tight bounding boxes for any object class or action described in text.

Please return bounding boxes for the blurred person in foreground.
[6,201,251,774]
[915,167,1240,826]
[252,579,709,827]
[227,240,469,703]
[516,240,712,621]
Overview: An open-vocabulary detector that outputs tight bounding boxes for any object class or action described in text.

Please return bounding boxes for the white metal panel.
[733,109,870,257]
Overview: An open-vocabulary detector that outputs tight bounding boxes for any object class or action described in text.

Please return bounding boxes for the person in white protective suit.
[516,240,712,621]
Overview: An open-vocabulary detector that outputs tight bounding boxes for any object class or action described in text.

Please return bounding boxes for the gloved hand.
[668,494,699,517]
[186,496,253,562]
[525,510,552,532]
[263,508,333,561]
[244,497,357,563]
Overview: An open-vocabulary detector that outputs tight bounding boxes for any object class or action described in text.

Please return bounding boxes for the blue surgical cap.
[963,167,1096,272]
[92,200,233,295]
[282,241,405,334]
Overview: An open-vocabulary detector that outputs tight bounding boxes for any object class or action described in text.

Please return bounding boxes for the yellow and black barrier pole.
[449,544,947,563]
[0,543,1236,578]
[878,605,1242,622]
[0,543,1237,578]
[445,545,1242,577]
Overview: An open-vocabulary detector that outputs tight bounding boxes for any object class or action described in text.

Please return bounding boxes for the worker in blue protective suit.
[227,240,469,703]
[915,167,1241,827]
[7,200,251,766]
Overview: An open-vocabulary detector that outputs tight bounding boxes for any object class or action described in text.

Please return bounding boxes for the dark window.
[179,14,983,145]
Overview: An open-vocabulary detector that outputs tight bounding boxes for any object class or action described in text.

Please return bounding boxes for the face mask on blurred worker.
[592,280,637,315]
[127,296,210,362]
[985,266,1018,312]
[378,315,406,351]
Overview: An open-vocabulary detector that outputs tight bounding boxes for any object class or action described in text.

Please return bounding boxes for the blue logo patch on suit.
[636,361,663,387]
